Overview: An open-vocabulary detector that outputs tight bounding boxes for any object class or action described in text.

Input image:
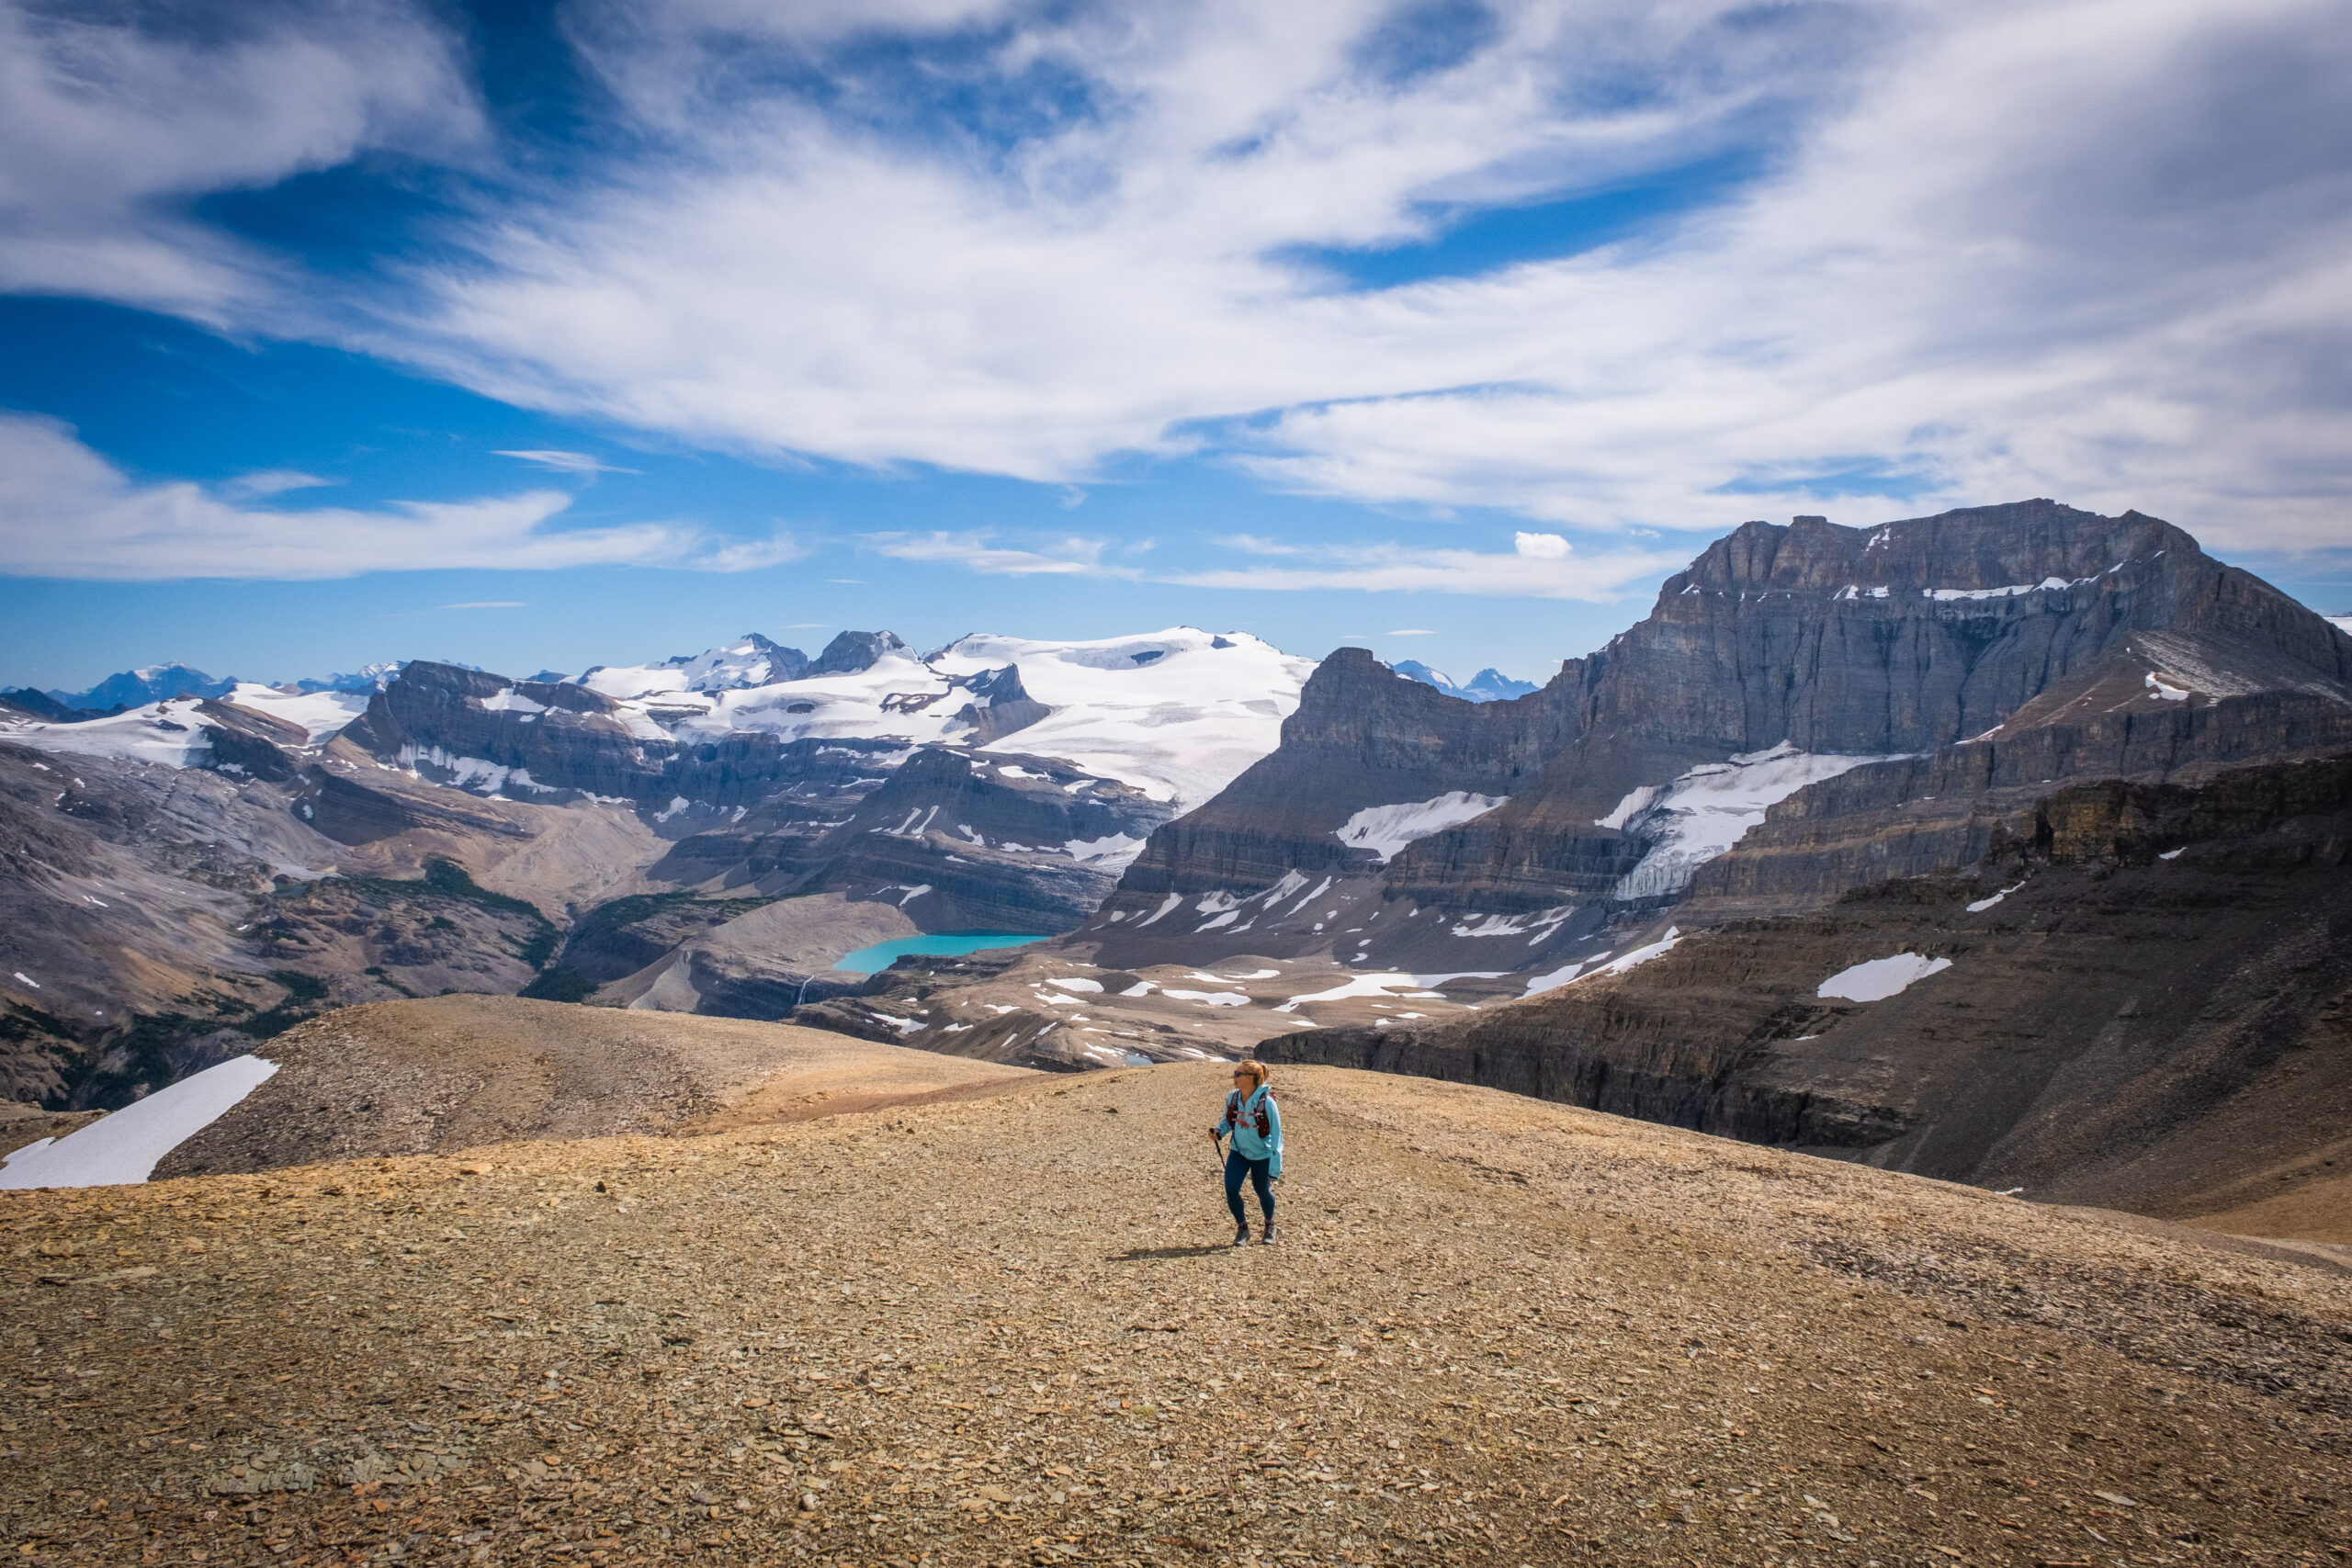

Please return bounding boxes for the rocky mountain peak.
[44,662,233,711]
[810,629,908,676]
[673,632,809,691]
[1669,500,2195,600]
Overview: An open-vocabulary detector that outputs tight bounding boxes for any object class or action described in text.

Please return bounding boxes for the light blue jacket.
[1213,1085,1283,1178]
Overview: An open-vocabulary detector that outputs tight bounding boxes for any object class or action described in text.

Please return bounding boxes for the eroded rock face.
[331,656,1171,941]
[1262,753,2352,1219]
[1108,647,1578,903]
[343,661,664,801]
[1092,502,2352,970]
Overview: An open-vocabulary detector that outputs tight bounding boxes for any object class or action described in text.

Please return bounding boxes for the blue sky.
[4,0,2348,692]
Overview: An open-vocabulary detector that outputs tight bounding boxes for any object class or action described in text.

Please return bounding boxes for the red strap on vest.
[1229,1089,1271,1139]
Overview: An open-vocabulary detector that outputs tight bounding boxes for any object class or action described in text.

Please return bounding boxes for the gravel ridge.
[4,1061,2346,1567]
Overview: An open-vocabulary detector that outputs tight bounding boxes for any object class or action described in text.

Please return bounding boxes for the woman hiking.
[1211,1061,1283,1247]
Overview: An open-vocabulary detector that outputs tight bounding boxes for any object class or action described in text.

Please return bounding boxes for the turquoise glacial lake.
[833,931,1053,976]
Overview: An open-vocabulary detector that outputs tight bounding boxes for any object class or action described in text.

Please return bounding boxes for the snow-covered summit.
[290,661,403,694]
[1,697,226,766]
[573,626,1313,809]
[928,628,1316,807]
[1391,661,1541,703]
[0,682,370,767]
[44,663,234,712]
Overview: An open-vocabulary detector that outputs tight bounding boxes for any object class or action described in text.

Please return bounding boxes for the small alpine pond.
[833,931,1054,975]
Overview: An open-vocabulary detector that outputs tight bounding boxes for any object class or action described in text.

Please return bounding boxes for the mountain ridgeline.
[6,497,2351,1225]
[1080,501,2352,975]
[0,626,1308,1106]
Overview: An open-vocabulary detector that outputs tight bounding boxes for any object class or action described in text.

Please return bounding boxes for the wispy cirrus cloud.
[863,530,1143,579]
[225,470,342,500]
[493,450,643,476]
[12,0,2352,573]
[357,0,2350,552]
[0,0,479,320]
[0,415,786,581]
[1167,532,1683,601]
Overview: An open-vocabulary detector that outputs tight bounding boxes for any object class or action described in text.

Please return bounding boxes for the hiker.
[1211,1061,1283,1247]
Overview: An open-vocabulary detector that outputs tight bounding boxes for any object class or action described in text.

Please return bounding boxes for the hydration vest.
[1227,1089,1273,1140]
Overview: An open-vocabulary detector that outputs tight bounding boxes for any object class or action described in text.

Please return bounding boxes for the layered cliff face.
[342,662,664,800]
[1261,752,2352,1224]
[1113,647,1577,899]
[1080,501,2352,978]
[1407,502,2352,916]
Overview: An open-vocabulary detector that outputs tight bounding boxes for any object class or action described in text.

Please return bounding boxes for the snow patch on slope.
[934,628,1317,809]
[1522,929,1682,996]
[1603,744,1913,900]
[221,683,369,740]
[1334,792,1509,863]
[0,698,220,767]
[1818,953,1952,1001]
[1922,575,2097,601]
[1065,833,1148,870]
[1274,972,1502,1013]
[0,1055,277,1190]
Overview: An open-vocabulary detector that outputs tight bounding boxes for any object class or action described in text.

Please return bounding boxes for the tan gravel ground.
[155,998,1038,1178]
[4,1061,2347,1568]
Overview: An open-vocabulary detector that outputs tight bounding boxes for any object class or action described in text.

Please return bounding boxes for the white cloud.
[0,415,787,581]
[1166,538,1683,601]
[1513,533,1570,559]
[225,470,341,499]
[863,530,1142,578]
[493,449,642,475]
[337,0,2351,556]
[1385,628,1436,636]
[0,0,479,319]
[14,0,2352,558]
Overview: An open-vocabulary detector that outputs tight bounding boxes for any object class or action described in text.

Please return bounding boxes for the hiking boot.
[1261,1224,1281,1246]
[1232,1224,1250,1247]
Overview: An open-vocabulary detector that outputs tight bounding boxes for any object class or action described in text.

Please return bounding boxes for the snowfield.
[933,629,1317,807]
[0,1055,277,1190]
[0,697,223,766]
[1601,743,1913,900]
[582,627,1315,809]
[1818,953,1953,1002]
[220,683,371,740]
[1333,792,1510,863]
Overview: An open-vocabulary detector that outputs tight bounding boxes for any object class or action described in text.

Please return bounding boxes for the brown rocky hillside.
[4,1057,2346,1566]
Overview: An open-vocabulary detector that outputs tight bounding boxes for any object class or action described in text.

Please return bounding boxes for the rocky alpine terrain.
[1073,502,2352,985]
[2,1056,2346,1567]
[8,498,2352,1257]
[0,629,1311,1111]
[1263,753,2352,1236]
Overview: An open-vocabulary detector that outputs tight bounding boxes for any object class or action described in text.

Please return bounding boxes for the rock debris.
[3,1062,2346,1567]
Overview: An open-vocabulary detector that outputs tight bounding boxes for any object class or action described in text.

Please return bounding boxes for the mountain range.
[1387,660,1540,703]
[4,498,2349,1240]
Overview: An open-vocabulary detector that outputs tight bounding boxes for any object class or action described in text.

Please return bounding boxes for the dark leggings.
[1225,1149,1275,1226]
